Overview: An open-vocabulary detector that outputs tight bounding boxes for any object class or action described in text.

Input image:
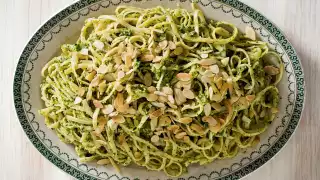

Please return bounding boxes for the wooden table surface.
[1,0,319,179]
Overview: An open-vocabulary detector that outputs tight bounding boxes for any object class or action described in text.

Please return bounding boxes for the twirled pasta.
[39,3,283,177]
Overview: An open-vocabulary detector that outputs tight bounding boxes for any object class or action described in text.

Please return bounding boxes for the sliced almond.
[174,88,187,105]
[203,103,211,116]
[264,66,280,75]
[151,135,160,143]
[117,71,125,79]
[91,75,100,87]
[199,58,217,66]
[175,132,187,139]
[146,94,158,102]
[141,54,154,62]
[230,96,240,104]
[167,95,175,104]
[246,95,255,102]
[97,64,108,74]
[102,104,114,115]
[179,117,193,124]
[168,41,176,50]
[200,53,209,58]
[182,89,195,99]
[221,57,229,66]
[176,73,192,82]
[144,72,152,87]
[158,40,168,49]
[153,56,162,63]
[147,86,157,93]
[154,91,167,97]
[167,125,180,132]
[245,26,256,40]
[159,116,171,126]
[209,121,221,133]
[98,81,107,94]
[126,107,136,114]
[108,111,118,117]
[190,123,204,134]
[162,87,173,95]
[149,109,163,119]
[210,64,220,74]
[211,102,222,111]
[97,159,110,165]
[112,115,125,124]
[202,116,217,126]
[74,97,82,104]
[167,102,178,109]
[85,71,97,81]
[93,100,103,108]
[158,95,168,103]
[78,87,86,97]
[93,40,105,50]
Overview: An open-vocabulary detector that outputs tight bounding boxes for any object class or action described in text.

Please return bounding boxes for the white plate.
[13,0,305,179]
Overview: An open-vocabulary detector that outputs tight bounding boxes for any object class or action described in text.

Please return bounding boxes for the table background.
[1,0,319,179]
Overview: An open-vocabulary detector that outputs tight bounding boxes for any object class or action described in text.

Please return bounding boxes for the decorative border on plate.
[13,0,305,179]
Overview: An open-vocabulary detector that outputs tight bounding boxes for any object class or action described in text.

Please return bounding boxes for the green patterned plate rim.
[13,0,305,179]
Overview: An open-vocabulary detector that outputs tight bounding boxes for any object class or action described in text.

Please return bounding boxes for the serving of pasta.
[39,3,283,177]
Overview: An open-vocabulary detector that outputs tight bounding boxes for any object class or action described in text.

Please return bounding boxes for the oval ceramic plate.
[13,0,305,179]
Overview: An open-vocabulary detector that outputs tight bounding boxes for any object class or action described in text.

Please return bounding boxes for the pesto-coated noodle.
[39,3,283,177]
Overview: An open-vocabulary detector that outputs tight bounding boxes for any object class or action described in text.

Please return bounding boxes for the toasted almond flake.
[159,116,171,126]
[112,115,125,124]
[168,41,176,50]
[85,71,97,81]
[200,53,209,58]
[245,26,256,40]
[215,77,223,89]
[97,64,108,74]
[98,81,107,94]
[154,91,167,97]
[102,104,114,115]
[203,103,211,116]
[264,66,280,75]
[167,95,175,104]
[202,116,218,126]
[167,125,180,132]
[147,86,156,93]
[74,97,82,104]
[210,64,220,74]
[183,136,190,142]
[114,93,124,109]
[150,109,163,119]
[174,88,187,105]
[221,57,229,66]
[97,159,110,165]
[199,58,217,66]
[146,94,158,102]
[173,46,183,55]
[162,87,173,95]
[246,95,255,102]
[151,135,160,143]
[92,100,103,108]
[230,96,240,104]
[108,111,118,117]
[176,73,192,81]
[126,108,136,114]
[153,56,162,63]
[190,124,204,134]
[78,87,86,97]
[182,89,195,99]
[117,71,125,79]
[141,54,154,62]
[175,132,187,139]
[91,75,100,87]
[179,117,193,124]
[93,40,105,50]
[144,72,152,87]
[158,95,168,103]
[167,102,178,109]
[271,107,279,114]
[80,48,89,55]
[115,84,124,92]
[209,121,221,133]
[211,102,222,111]
[209,87,214,100]
[159,40,168,49]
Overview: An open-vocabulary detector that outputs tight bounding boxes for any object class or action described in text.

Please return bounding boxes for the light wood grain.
[0,0,318,179]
